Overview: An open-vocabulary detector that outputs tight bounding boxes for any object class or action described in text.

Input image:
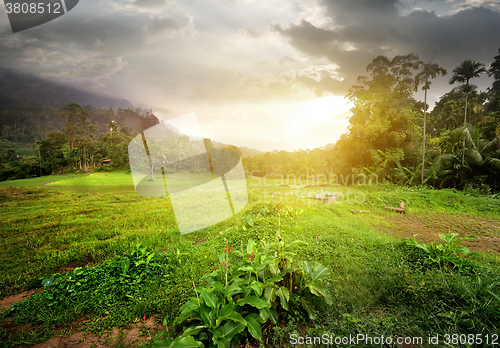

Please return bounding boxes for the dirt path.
[375,213,500,253]
[1,292,164,348]
[21,317,161,348]
[0,290,38,311]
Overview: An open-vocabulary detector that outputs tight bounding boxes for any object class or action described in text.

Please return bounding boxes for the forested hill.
[0,68,134,110]
[0,94,159,143]
[0,95,264,181]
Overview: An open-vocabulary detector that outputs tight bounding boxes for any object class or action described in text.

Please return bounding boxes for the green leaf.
[199,304,212,327]
[213,321,245,340]
[247,239,256,254]
[182,326,207,337]
[226,285,242,299]
[150,339,173,348]
[178,301,198,313]
[201,290,218,309]
[302,261,313,277]
[212,337,231,348]
[299,298,316,320]
[269,307,278,324]
[238,266,254,273]
[217,311,246,327]
[264,286,276,305]
[146,252,155,265]
[245,315,262,340]
[312,264,330,281]
[175,308,200,325]
[259,307,269,322]
[219,303,234,317]
[154,330,170,342]
[237,296,268,309]
[266,275,283,283]
[307,281,327,298]
[275,287,289,310]
[250,281,263,297]
[269,262,279,275]
[168,336,204,348]
[246,214,255,226]
[211,282,224,292]
[42,276,55,287]
[121,257,130,275]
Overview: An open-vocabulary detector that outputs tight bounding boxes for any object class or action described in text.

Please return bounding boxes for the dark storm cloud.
[141,14,194,43]
[322,0,400,25]
[0,0,195,95]
[133,0,170,9]
[273,0,500,96]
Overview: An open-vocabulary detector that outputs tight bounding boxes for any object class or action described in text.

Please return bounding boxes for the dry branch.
[384,201,407,214]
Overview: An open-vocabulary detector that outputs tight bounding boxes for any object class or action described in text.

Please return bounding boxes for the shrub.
[152,239,332,347]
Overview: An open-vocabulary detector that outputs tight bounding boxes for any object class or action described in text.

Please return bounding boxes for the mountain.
[0,68,134,110]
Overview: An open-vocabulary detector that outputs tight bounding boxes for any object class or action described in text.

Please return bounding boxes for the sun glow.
[284,95,352,149]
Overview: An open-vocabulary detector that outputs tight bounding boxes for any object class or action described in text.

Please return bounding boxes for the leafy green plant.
[241,204,276,230]
[152,239,332,348]
[4,244,176,324]
[404,232,477,267]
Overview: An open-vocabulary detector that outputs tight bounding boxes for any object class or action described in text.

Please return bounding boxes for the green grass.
[1,172,500,347]
[0,174,80,188]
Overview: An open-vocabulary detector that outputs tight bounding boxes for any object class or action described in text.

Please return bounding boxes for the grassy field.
[1,172,500,347]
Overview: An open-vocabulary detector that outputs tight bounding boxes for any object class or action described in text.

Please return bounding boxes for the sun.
[285,95,352,148]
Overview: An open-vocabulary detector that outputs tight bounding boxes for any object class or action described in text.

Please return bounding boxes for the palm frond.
[482,136,500,154]
[465,149,483,166]
[486,158,500,171]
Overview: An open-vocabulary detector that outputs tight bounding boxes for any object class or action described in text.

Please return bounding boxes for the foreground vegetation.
[0,173,499,347]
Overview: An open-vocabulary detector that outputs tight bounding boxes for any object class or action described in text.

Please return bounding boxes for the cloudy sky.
[1,0,499,151]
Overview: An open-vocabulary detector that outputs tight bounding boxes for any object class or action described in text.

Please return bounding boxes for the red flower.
[222,261,226,266]
[143,315,146,321]
[228,247,231,253]
[250,251,254,262]
[276,203,279,210]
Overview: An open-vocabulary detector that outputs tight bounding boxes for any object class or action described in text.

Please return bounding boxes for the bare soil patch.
[376,213,500,253]
[13,317,163,348]
[0,289,39,311]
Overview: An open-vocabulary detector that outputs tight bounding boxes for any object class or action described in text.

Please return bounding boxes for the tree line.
[0,98,251,182]
[245,48,500,193]
[0,99,160,180]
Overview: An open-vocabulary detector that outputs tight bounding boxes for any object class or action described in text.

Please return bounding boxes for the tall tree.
[62,103,89,149]
[339,53,422,181]
[487,47,500,112]
[449,60,487,181]
[414,58,447,183]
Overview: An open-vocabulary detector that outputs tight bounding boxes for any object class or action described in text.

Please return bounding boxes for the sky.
[0,0,499,151]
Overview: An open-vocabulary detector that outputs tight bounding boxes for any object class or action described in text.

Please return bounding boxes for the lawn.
[1,172,500,347]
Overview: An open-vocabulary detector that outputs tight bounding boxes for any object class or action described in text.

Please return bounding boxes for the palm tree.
[414,58,447,183]
[438,127,500,191]
[448,60,487,177]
